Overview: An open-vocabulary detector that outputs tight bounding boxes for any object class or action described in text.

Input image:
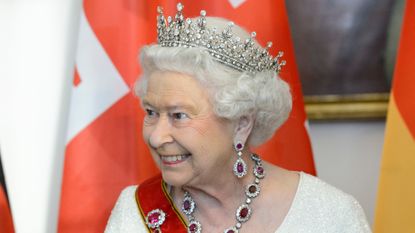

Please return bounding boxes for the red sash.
[136,174,188,233]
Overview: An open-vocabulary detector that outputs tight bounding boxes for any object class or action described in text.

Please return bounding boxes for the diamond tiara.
[156,3,286,73]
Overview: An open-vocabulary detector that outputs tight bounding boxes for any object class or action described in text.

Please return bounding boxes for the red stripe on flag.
[393,0,415,139]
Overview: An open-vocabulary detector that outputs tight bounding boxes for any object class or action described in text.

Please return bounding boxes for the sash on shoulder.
[136,174,188,233]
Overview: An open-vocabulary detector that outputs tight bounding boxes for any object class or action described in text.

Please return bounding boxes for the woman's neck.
[171,151,257,222]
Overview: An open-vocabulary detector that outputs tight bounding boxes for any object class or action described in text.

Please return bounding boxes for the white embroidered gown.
[104,172,372,233]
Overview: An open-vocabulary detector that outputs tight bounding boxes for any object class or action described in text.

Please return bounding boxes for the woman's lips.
[160,154,191,165]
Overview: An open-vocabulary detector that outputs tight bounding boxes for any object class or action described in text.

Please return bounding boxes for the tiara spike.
[157,6,163,14]
[175,3,184,26]
[156,3,286,73]
[157,6,166,43]
[198,10,207,29]
[186,18,192,25]
[176,2,184,11]
[222,22,234,39]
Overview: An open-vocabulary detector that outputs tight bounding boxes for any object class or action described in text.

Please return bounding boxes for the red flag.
[58,0,315,232]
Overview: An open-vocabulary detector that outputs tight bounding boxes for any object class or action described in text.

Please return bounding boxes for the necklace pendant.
[245,183,260,198]
[182,192,196,215]
[188,220,202,233]
[233,157,247,178]
[253,164,265,179]
[236,204,251,222]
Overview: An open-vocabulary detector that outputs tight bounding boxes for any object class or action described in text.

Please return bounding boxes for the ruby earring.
[233,142,247,178]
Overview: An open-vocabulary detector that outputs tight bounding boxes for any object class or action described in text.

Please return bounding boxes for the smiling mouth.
[160,154,191,165]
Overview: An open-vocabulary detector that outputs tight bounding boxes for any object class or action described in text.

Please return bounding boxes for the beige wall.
[309,121,385,225]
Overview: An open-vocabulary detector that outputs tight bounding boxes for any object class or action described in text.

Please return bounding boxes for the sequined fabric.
[276,172,372,233]
[104,172,371,232]
[104,186,147,233]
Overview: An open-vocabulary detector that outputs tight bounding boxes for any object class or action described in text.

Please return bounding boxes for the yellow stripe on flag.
[374,95,415,233]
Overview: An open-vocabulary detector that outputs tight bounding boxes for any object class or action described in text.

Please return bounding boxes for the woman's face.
[142,71,235,187]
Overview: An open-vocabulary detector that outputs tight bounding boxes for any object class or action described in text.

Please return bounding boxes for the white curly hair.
[135,17,292,146]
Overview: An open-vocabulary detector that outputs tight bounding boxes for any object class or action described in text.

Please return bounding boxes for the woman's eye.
[171,112,188,120]
[145,109,157,117]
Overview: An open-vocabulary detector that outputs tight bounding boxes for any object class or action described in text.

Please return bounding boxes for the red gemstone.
[149,212,160,224]
[189,223,197,232]
[240,207,249,218]
[237,163,244,173]
[226,230,235,233]
[257,166,264,174]
[183,200,191,210]
[154,230,160,233]
[236,143,243,150]
[249,185,257,193]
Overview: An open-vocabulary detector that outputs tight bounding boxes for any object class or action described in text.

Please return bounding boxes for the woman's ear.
[234,115,255,145]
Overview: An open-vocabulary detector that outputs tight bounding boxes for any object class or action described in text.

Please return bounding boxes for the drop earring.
[233,141,247,178]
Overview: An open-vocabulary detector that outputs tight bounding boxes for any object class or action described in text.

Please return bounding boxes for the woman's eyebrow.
[167,103,197,112]
[142,99,196,112]
[141,99,153,108]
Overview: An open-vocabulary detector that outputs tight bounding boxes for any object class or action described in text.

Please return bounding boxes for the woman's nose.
[148,116,174,148]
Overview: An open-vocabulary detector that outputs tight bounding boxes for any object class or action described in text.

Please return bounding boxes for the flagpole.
[0,1,82,232]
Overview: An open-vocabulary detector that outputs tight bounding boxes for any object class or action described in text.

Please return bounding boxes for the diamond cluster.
[156,3,286,73]
[145,209,166,230]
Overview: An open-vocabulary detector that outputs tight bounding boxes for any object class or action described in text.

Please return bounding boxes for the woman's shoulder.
[296,172,367,217]
[298,172,356,203]
[118,185,138,198]
[110,185,139,209]
[105,185,148,233]
[276,172,371,232]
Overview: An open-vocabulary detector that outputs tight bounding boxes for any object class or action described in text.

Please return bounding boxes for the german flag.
[0,155,14,233]
[374,1,415,232]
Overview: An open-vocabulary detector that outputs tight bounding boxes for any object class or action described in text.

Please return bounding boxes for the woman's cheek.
[183,114,223,136]
[142,125,153,144]
[182,119,212,137]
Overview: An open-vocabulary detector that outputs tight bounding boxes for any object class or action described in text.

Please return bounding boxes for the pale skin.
[142,71,300,232]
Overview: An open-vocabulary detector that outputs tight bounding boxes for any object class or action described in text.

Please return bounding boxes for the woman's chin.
[161,169,192,187]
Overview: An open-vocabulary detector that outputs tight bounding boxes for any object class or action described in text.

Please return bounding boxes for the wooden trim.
[304,93,390,120]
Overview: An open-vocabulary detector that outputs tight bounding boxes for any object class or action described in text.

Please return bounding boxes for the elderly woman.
[105,3,371,233]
